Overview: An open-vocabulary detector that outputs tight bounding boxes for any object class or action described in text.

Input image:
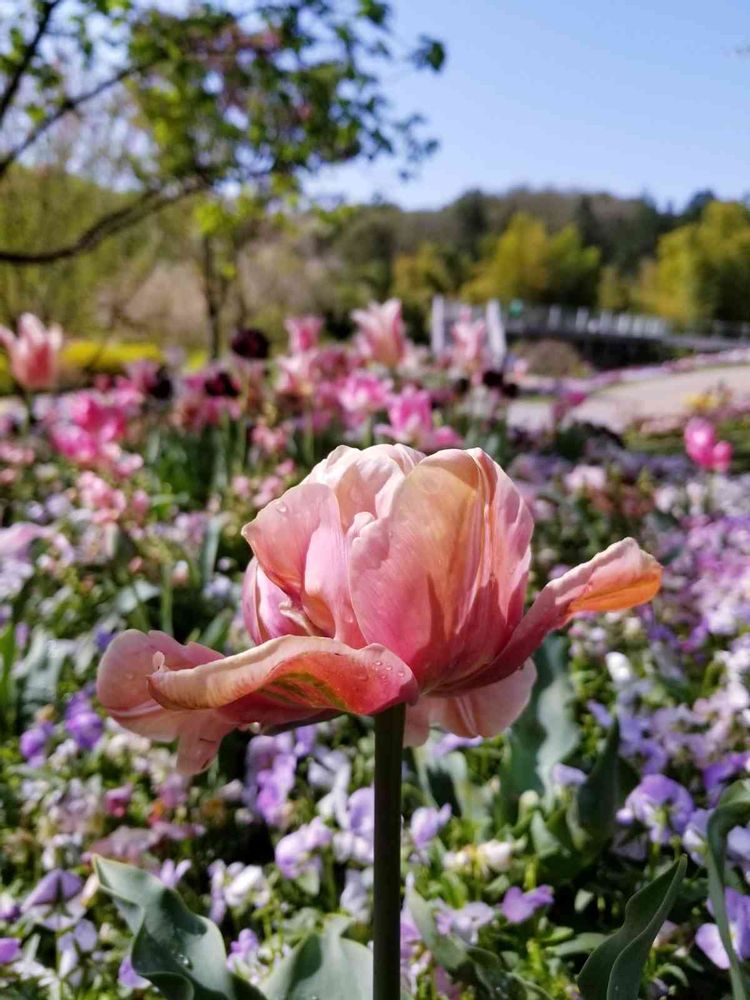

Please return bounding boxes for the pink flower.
[97,446,662,773]
[352,299,407,367]
[684,417,733,472]
[285,315,323,354]
[336,371,391,426]
[0,313,62,390]
[77,471,127,524]
[376,387,462,452]
[451,315,486,370]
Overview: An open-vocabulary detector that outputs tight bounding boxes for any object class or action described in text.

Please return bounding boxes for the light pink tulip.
[0,313,62,391]
[284,315,323,354]
[450,315,486,370]
[97,446,662,772]
[352,299,407,367]
[684,417,733,472]
[376,387,462,452]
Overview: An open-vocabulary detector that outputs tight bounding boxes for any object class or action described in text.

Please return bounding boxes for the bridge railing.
[430,297,750,362]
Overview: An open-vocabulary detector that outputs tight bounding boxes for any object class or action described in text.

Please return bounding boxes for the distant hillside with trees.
[1,169,749,351]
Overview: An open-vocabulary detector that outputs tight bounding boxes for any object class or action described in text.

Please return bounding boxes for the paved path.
[570,365,750,431]
[509,365,750,433]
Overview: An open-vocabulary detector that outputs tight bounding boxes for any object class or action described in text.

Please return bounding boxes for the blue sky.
[311,0,750,211]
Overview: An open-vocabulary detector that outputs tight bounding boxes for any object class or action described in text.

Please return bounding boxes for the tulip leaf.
[262,916,372,1000]
[578,855,687,1000]
[94,857,265,1000]
[705,781,750,1000]
[416,742,492,821]
[574,720,638,845]
[500,635,579,821]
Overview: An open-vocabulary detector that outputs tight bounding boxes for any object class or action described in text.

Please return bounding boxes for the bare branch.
[0,0,64,127]
[0,181,202,265]
[0,64,139,180]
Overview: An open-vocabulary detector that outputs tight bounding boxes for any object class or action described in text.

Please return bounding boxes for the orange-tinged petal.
[147,635,417,720]
[466,538,662,690]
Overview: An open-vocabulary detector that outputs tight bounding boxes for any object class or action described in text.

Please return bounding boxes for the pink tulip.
[376,387,463,452]
[0,313,62,391]
[450,316,486,370]
[352,299,407,367]
[97,446,661,772]
[284,315,323,354]
[684,417,733,472]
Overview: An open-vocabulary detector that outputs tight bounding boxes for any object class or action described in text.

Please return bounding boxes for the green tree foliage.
[0,0,445,266]
[636,201,750,324]
[391,242,462,335]
[462,211,600,307]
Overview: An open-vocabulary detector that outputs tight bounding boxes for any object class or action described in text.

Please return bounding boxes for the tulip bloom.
[285,315,323,354]
[0,313,62,391]
[684,417,732,472]
[97,445,661,773]
[352,299,407,367]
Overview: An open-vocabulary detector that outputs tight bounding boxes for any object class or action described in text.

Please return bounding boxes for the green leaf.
[500,635,580,820]
[578,855,687,1000]
[706,781,750,1000]
[94,857,265,1000]
[414,741,492,821]
[263,917,372,1000]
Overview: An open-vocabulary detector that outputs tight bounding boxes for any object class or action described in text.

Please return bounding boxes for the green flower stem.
[373,702,406,1000]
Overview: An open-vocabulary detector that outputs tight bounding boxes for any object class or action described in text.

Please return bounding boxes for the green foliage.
[262,917,373,1000]
[578,856,687,1000]
[94,857,265,1000]
[462,212,601,307]
[498,636,579,820]
[637,201,750,324]
[0,0,444,271]
[705,782,750,999]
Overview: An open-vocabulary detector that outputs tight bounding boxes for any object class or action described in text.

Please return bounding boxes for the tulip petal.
[242,481,363,645]
[404,661,537,745]
[96,630,234,774]
[468,538,662,689]
[147,635,418,722]
[350,448,532,689]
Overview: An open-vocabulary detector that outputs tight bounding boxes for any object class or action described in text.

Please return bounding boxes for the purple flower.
[228,928,260,972]
[696,889,750,969]
[0,937,21,964]
[703,753,750,796]
[94,626,115,652]
[432,734,483,755]
[118,954,150,989]
[501,885,554,924]
[157,859,191,889]
[410,804,451,850]
[64,692,103,751]
[104,784,132,818]
[618,775,694,844]
[19,721,53,766]
[682,809,710,865]
[551,763,586,788]
[436,901,495,942]
[275,817,332,880]
[23,870,82,910]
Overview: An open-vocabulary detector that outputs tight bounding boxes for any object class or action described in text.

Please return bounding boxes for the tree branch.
[0,181,202,265]
[0,64,139,181]
[0,0,64,127]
